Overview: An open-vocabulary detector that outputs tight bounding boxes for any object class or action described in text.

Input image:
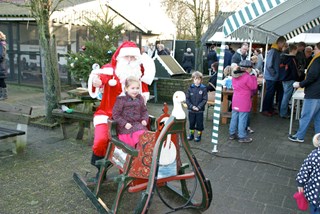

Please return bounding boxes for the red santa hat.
[111,41,141,67]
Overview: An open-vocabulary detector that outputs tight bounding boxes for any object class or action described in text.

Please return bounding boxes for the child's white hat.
[312,133,320,147]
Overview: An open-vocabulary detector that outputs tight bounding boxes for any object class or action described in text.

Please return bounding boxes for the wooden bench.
[52,98,93,141]
[0,103,33,154]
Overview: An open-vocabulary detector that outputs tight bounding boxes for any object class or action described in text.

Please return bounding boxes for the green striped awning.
[222,0,320,43]
[223,0,286,39]
[285,17,320,40]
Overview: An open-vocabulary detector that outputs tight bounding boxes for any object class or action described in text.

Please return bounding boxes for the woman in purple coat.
[229,60,257,143]
[112,76,149,149]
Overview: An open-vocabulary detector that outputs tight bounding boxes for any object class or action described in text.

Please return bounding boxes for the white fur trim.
[99,67,114,75]
[140,53,156,85]
[143,92,150,103]
[88,74,99,98]
[108,78,117,86]
[93,115,109,127]
[117,47,141,59]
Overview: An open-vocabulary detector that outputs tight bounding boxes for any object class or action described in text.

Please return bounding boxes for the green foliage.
[66,13,123,81]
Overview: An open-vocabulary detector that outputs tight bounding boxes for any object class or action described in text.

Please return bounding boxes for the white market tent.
[208,31,251,43]
[287,33,320,44]
[211,0,320,153]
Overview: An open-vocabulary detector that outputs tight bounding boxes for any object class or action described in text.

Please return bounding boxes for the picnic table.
[67,88,99,113]
[52,88,97,142]
[0,103,32,153]
[0,127,25,140]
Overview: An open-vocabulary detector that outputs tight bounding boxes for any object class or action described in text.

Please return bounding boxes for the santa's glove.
[293,82,300,88]
[92,75,102,87]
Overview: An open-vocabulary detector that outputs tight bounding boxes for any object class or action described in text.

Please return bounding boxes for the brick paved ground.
[0,84,315,214]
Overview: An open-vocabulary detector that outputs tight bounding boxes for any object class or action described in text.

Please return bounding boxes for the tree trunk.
[206,0,211,26]
[195,16,203,72]
[214,0,219,17]
[34,1,61,122]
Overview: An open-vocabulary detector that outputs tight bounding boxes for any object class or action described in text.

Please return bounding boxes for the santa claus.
[88,41,155,177]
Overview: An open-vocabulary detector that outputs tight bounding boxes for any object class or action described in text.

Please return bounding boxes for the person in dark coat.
[223,45,233,69]
[231,42,249,65]
[261,36,286,117]
[207,62,218,91]
[207,45,218,71]
[157,44,169,56]
[305,46,313,67]
[278,44,299,118]
[289,42,320,143]
[186,71,208,142]
[0,31,7,100]
[296,41,307,81]
[182,48,194,73]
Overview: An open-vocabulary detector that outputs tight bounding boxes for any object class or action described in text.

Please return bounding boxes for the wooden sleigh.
[73,92,212,213]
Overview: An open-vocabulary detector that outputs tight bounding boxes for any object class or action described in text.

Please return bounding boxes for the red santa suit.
[88,41,155,162]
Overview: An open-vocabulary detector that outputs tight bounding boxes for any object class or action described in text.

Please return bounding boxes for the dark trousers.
[188,111,204,131]
[262,80,277,112]
[275,81,283,111]
[184,66,192,73]
[0,78,6,88]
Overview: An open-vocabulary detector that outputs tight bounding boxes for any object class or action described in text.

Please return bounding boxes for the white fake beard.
[115,57,142,84]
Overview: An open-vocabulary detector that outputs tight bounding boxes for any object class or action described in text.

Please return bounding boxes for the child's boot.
[194,131,202,142]
[187,130,194,140]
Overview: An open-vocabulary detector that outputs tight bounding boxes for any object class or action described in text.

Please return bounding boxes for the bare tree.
[29,0,62,123]
[162,0,215,71]
[5,0,64,122]
[206,0,211,26]
[214,0,220,17]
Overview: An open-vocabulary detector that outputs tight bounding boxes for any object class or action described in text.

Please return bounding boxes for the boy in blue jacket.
[186,71,208,142]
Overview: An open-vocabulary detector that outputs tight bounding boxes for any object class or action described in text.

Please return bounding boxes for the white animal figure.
[159,133,177,166]
[159,91,186,166]
[171,91,186,120]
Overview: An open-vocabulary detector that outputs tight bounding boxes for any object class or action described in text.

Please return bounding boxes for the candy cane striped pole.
[211,41,225,153]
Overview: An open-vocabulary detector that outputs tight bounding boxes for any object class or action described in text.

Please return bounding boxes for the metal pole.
[211,38,225,153]
[260,36,269,112]
[248,29,253,59]
[172,34,176,58]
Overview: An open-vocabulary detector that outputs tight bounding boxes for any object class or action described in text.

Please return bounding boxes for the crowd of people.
[205,39,320,144]
[205,39,320,213]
